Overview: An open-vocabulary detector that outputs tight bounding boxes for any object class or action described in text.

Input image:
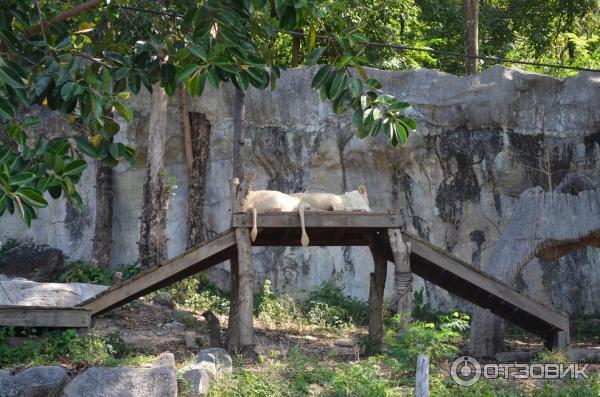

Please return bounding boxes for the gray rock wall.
[2,66,599,316]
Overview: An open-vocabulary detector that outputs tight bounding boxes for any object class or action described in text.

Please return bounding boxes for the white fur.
[295,185,370,246]
[243,190,301,241]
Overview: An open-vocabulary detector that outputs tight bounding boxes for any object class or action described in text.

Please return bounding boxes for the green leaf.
[0,96,14,119]
[11,172,35,186]
[206,70,220,89]
[115,67,129,81]
[352,108,363,129]
[189,71,207,97]
[109,143,119,160]
[311,65,332,89]
[329,73,347,99]
[15,188,48,208]
[377,94,395,104]
[176,65,201,82]
[400,115,416,130]
[349,77,363,97]
[395,121,408,144]
[389,101,410,112]
[187,46,207,60]
[113,101,133,122]
[61,82,77,100]
[0,65,24,88]
[75,137,101,158]
[62,159,87,177]
[304,47,326,66]
[365,78,382,89]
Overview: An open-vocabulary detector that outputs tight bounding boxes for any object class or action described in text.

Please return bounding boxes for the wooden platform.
[65,211,568,349]
[0,305,91,328]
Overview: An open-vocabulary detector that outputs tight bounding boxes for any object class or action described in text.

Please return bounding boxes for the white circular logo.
[450,356,481,386]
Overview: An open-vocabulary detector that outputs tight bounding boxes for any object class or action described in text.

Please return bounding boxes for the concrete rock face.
[61,352,177,397]
[0,243,65,281]
[0,278,108,306]
[2,66,599,316]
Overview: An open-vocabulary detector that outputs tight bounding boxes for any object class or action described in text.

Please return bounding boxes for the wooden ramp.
[79,230,236,316]
[234,212,569,346]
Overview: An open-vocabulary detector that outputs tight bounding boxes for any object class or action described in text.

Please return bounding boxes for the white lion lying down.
[244,186,370,246]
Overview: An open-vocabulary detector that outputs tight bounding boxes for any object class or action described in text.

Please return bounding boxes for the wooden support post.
[545,329,569,352]
[388,229,413,319]
[367,245,388,354]
[415,354,429,397]
[227,178,256,355]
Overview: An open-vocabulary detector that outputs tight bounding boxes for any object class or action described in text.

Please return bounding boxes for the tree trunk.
[232,88,246,180]
[186,112,211,248]
[463,0,479,75]
[139,85,169,269]
[388,229,413,318]
[367,246,387,354]
[90,160,113,268]
[291,36,301,66]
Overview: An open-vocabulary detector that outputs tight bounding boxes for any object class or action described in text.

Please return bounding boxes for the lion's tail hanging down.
[299,203,310,246]
[251,207,258,242]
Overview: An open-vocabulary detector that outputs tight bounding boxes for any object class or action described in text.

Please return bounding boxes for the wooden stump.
[388,229,412,318]
[227,178,256,354]
[367,246,387,354]
[415,354,429,397]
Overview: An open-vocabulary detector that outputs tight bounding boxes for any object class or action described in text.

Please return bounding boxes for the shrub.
[303,275,368,328]
[385,311,470,374]
[158,274,231,315]
[58,259,142,285]
[257,280,301,327]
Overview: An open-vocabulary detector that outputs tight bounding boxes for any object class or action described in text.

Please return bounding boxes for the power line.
[117,5,600,73]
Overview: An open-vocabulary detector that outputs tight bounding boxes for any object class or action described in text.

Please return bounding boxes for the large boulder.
[180,348,232,397]
[0,278,108,306]
[61,352,177,397]
[0,366,69,397]
[0,243,64,281]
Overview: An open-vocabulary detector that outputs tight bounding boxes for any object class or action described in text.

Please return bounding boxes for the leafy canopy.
[0,0,416,225]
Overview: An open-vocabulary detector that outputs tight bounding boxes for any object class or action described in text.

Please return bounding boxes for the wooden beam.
[232,212,403,229]
[81,230,236,316]
[0,306,91,328]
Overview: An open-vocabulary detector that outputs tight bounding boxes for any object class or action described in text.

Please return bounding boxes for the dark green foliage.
[303,276,369,327]
[0,238,20,259]
[0,327,113,369]
[58,259,141,285]
[0,0,416,227]
[411,288,445,324]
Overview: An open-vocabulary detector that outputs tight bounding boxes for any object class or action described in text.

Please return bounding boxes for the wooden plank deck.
[80,230,237,316]
[0,306,91,328]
